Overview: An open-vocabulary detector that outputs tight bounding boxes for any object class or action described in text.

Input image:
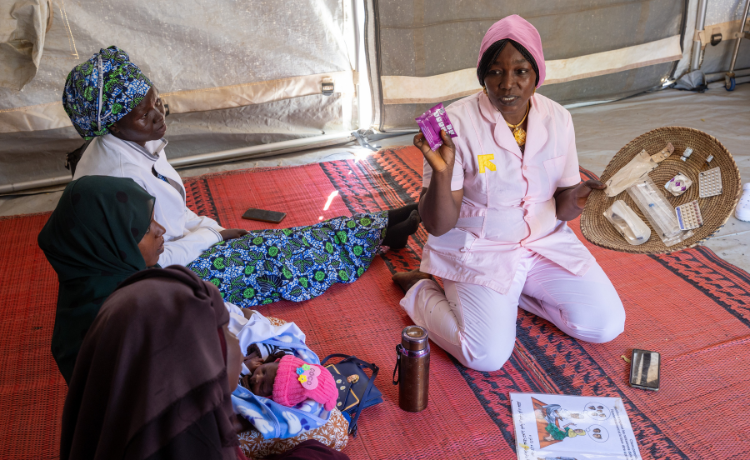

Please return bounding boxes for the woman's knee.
[572,299,626,344]
[457,332,516,373]
[591,313,626,343]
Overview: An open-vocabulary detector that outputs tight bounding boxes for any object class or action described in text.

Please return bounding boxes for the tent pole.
[691,0,709,71]
[0,132,354,194]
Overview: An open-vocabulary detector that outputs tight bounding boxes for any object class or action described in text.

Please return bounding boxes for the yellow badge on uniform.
[477,154,496,174]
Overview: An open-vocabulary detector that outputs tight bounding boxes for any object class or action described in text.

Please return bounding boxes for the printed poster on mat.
[510,392,642,460]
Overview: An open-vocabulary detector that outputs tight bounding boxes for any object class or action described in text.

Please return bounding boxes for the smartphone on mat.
[242,208,286,224]
[629,349,660,391]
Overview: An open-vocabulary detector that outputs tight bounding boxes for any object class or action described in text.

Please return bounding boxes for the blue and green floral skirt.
[188,212,387,307]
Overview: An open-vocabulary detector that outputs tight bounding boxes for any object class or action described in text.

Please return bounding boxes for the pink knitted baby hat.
[272,355,338,411]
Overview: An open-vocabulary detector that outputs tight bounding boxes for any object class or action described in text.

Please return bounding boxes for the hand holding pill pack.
[415,103,457,151]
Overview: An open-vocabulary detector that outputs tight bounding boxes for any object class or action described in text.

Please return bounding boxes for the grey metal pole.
[691,0,709,71]
[728,0,750,74]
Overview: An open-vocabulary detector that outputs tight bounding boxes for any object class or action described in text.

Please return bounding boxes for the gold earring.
[482,86,487,95]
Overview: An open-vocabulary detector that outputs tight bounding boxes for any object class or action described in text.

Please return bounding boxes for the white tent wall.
[368,0,750,131]
[0,0,360,190]
[2,0,750,192]
[674,0,750,78]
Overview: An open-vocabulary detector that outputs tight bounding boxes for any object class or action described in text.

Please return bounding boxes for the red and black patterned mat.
[2,146,749,459]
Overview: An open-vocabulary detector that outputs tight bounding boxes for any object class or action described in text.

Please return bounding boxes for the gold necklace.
[505,103,530,147]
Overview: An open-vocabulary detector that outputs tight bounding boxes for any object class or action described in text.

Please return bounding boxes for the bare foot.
[392,269,432,292]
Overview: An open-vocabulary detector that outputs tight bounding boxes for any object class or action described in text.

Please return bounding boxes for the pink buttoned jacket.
[421,91,595,294]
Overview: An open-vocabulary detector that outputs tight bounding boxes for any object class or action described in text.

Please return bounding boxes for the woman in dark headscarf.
[60,265,246,460]
[38,175,165,383]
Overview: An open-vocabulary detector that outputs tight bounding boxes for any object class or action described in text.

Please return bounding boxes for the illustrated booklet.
[510,392,643,460]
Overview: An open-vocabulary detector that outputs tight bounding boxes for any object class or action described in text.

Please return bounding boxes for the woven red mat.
[2,147,749,459]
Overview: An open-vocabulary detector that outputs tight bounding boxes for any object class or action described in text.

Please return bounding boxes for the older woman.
[61,47,420,308]
[393,15,625,372]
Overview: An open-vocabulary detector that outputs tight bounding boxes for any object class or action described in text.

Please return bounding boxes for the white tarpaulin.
[0,0,358,187]
[1,0,749,191]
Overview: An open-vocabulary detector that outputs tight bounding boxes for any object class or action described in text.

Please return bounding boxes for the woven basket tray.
[581,127,741,254]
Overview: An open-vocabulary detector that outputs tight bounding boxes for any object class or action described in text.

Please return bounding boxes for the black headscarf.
[60,266,241,460]
[38,175,154,382]
[476,38,540,88]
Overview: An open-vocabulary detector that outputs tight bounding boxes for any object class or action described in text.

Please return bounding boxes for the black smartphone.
[242,208,286,224]
[629,349,661,391]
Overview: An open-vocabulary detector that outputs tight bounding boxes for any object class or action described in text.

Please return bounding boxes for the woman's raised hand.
[413,129,456,173]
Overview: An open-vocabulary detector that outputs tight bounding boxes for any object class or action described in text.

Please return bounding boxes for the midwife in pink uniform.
[393,15,625,372]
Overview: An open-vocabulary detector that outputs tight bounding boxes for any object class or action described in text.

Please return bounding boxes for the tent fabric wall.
[369,0,687,130]
[0,0,51,91]
[0,0,357,188]
[674,0,750,77]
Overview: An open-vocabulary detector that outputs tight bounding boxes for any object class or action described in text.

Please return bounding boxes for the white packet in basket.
[603,200,651,245]
[605,143,674,197]
[626,176,692,246]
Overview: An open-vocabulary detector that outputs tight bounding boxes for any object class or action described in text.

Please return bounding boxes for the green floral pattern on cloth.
[62,46,152,139]
[188,212,387,307]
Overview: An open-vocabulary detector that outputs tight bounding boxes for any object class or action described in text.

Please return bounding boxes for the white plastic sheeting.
[0,0,51,90]
[3,0,750,191]
[0,0,358,187]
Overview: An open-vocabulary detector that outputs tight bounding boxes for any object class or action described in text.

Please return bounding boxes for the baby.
[243,351,338,411]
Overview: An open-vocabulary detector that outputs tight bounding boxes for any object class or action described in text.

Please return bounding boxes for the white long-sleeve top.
[74,134,224,267]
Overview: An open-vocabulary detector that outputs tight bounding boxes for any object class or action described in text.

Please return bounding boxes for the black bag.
[321,354,382,436]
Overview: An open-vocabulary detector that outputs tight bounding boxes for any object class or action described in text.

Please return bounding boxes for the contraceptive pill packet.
[415,103,457,151]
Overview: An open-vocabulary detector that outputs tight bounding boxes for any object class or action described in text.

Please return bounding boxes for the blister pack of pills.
[699,167,723,198]
[415,103,457,151]
[675,200,704,230]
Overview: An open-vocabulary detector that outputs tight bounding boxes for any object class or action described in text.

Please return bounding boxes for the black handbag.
[321,354,382,436]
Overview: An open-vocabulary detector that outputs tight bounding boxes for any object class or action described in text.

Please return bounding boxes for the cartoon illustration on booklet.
[510,393,643,460]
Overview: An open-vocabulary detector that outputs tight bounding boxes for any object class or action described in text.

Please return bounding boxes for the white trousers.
[400,251,625,372]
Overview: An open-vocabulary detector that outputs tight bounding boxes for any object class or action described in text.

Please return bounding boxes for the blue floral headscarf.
[62,46,152,140]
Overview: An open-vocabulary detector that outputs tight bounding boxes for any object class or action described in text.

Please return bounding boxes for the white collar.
[119,138,169,162]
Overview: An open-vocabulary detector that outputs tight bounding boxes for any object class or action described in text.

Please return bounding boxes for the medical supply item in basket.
[699,167,723,198]
[664,174,693,197]
[415,103,457,151]
[605,143,674,197]
[627,177,693,246]
[680,147,694,162]
[675,200,704,230]
[603,200,651,245]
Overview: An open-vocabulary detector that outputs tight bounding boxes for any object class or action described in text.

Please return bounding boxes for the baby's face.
[249,362,279,397]
[244,351,264,375]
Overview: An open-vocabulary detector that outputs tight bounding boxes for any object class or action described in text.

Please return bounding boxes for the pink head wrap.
[476,15,546,88]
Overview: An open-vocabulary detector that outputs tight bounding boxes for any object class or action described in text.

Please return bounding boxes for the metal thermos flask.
[393,325,430,412]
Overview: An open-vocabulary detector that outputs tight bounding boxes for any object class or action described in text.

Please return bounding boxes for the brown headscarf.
[60,266,241,460]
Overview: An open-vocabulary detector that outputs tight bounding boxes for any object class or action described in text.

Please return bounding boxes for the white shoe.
[735,183,750,222]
